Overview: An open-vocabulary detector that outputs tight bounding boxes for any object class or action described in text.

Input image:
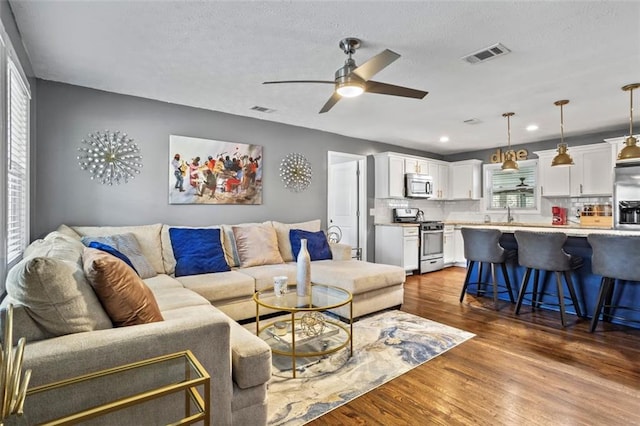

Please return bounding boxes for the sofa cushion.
[86,241,138,274]
[176,271,255,303]
[72,224,164,274]
[168,228,230,277]
[83,248,164,327]
[5,255,113,336]
[229,320,272,389]
[24,231,86,262]
[150,286,211,312]
[81,233,157,279]
[272,220,321,262]
[238,264,297,292]
[143,274,185,291]
[290,229,332,261]
[232,224,284,268]
[310,260,406,295]
[160,224,226,275]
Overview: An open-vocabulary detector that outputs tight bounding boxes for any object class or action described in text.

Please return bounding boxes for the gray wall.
[443,128,627,163]
[33,80,439,260]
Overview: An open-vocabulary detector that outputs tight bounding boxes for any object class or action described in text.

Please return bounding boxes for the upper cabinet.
[374,152,483,200]
[427,160,449,199]
[449,160,482,199]
[535,142,613,197]
[374,152,406,198]
[404,157,430,175]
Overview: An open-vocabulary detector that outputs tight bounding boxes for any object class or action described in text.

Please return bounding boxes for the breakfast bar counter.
[449,222,640,329]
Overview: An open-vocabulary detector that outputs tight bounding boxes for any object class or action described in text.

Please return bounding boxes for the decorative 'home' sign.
[489,148,529,163]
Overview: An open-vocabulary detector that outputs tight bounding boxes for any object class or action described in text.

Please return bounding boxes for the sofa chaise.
[0,219,405,425]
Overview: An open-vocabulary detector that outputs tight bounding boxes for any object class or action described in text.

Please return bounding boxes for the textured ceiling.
[9,1,640,154]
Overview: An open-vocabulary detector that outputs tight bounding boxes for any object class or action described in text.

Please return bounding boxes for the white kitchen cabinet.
[453,228,466,267]
[404,157,430,175]
[375,225,419,273]
[374,153,406,198]
[535,143,612,197]
[536,151,570,197]
[443,226,455,266]
[427,161,449,199]
[449,160,482,199]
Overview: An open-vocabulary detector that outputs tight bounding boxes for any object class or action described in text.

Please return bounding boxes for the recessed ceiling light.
[439,136,449,143]
[526,124,539,131]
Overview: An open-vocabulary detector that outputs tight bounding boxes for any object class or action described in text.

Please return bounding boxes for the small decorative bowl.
[273,321,288,336]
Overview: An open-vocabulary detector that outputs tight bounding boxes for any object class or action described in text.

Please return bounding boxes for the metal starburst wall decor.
[279,153,312,192]
[77,130,143,185]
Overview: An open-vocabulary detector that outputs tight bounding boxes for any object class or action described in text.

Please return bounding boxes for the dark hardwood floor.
[308,267,640,425]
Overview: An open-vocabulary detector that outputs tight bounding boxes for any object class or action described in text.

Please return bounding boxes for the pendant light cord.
[630,86,635,137]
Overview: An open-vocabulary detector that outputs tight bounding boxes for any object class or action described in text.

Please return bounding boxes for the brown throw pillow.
[82,247,163,327]
[232,223,284,268]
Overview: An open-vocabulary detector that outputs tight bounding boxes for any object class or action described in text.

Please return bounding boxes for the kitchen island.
[449,222,640,329]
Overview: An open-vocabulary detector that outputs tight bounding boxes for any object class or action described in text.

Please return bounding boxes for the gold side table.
[11,350,210,425]
[254,283,353,378]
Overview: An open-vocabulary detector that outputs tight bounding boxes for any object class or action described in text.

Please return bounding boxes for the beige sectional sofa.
[0,219,405,425]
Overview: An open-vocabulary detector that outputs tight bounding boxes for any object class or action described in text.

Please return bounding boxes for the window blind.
[6,58,29,265]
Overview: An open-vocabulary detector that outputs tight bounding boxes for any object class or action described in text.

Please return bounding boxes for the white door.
[327,152,366,260]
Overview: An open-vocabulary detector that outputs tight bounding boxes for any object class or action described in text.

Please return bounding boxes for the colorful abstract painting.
[169,135,262,204]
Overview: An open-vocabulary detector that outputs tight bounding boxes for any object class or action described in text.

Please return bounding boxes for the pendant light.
[618,83,640,161]
[551,100,574,167]
[501,112,518,172]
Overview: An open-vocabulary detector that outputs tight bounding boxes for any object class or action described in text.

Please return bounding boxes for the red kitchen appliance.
[552,206,567,225]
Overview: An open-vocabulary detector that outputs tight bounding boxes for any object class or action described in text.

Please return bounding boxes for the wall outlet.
[369,208,376,216]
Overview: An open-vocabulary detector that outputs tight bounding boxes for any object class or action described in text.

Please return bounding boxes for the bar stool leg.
[477,262,484,296]
[590,277,610,332]
[460,260,475,302]
[563,270,582,317]
[491,263,499,310]
[501,263,515,303]
[555,271,567,327]
[515,267,532,314]
[531,269,541,309]
[603,278,616,322]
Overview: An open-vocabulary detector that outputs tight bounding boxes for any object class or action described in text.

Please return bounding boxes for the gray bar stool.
[460,228,515,310]
[587,234,640,332]
[514,231,583,327]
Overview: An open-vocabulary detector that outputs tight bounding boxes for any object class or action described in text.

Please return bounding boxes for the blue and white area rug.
[266,310,475,425]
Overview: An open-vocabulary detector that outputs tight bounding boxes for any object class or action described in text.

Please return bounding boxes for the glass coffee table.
[253,284,353,378]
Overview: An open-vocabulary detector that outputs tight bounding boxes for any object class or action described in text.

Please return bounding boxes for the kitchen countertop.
[443,221,640,237]
[374,222,420,227]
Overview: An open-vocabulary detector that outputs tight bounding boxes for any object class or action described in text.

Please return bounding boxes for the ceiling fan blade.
[263,80,334,85]
[319,92,341,114]
[351,49,401,81]
[365,81,428,99]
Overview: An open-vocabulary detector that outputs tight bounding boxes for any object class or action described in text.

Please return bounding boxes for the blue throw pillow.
[289,229,333,261]
[87,241,139,275]
[169,228,230,277]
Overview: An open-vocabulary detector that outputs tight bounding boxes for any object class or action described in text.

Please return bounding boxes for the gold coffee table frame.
[253,283,353,378]
[21,350,210,425]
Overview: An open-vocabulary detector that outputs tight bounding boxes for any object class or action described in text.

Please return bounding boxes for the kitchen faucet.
[507,206,515,223]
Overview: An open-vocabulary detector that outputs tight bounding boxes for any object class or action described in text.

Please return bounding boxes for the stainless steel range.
[392,208,444,273]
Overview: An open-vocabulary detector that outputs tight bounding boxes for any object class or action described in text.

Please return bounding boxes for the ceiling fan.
[263,38,428,114]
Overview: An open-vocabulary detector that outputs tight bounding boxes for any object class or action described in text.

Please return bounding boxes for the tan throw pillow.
[5,256,112,336]
[272,220,321,261]
[232,223,284,268]
[83,248,163,327]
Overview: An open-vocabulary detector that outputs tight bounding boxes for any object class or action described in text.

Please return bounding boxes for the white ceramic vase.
[296,239,311,297]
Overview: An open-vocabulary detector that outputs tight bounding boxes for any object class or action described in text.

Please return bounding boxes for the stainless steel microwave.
[405,173,433,198]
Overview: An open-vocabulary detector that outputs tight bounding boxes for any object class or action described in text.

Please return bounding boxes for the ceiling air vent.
[250,105,276,113]
[463,118,482,125]
[462,43,511,64]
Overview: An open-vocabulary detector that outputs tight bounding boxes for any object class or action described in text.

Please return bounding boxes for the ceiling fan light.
[551,143,574,167]
[336,82,364,98]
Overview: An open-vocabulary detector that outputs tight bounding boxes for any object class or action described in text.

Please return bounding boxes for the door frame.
[327,151,367,261]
